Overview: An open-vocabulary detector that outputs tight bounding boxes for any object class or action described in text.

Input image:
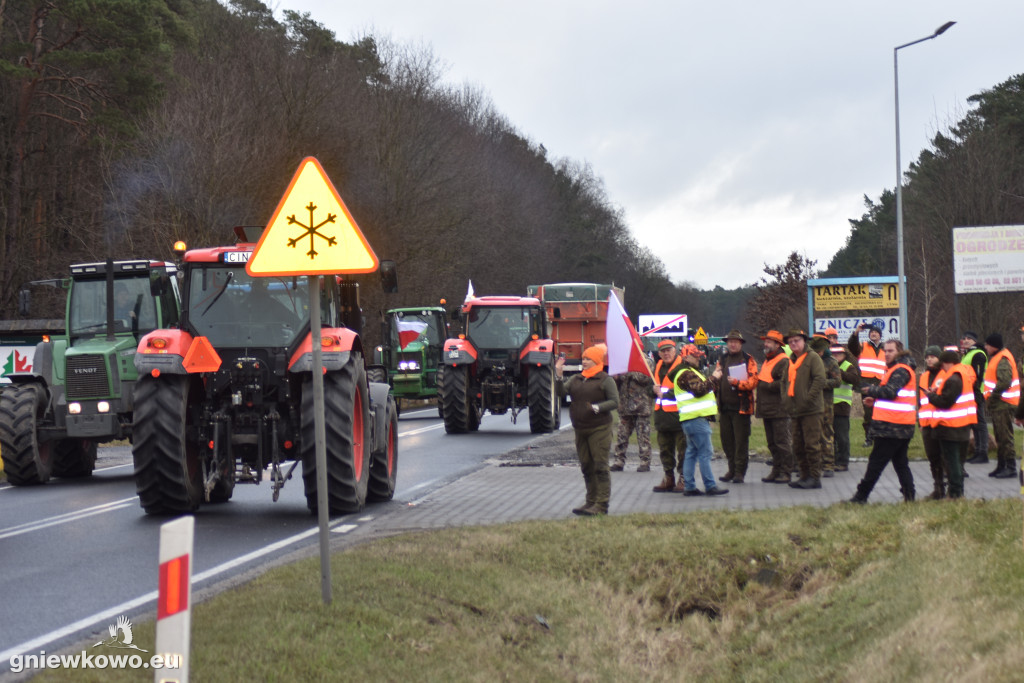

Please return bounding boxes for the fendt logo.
[73,368,98,374]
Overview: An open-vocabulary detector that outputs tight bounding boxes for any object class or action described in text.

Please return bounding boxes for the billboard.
[953,225,1024,294]
[813,315,900,343]
[812,283,899,311]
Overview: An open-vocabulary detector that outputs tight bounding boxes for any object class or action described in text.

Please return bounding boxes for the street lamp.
[894,21,955,349]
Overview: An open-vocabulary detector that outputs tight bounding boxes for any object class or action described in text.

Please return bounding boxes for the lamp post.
[894,21,955,349]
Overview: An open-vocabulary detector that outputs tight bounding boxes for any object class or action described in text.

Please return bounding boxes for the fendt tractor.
[0,259,180,485]
[130,228,398,516]
[368,304,449,416]
[439,295,560,434]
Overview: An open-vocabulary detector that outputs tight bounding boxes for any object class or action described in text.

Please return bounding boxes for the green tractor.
[0,259,180,485]
[369,305,449,416]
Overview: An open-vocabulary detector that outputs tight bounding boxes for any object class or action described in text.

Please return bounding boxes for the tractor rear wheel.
[132,375,203,515]
[0,384,52,485]
[441,365,475,434]
[366,366,387,384]
[528,365,558,433]
[52,439,98,478]
[368,396,398,502]
[301,355,370,514]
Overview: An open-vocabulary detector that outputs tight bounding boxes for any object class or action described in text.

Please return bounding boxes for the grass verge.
[35,498,1024,682]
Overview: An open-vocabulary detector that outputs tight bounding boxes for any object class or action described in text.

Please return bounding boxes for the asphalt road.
[0,405,565,669]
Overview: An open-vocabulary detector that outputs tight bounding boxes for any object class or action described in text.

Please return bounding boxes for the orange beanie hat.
[581,345,605,378]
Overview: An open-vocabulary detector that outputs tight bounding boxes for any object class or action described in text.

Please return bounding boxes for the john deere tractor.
[439,295,560,434]
[368,305,448,415]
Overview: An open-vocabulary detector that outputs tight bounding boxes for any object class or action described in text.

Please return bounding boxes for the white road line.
[398,423,446,437]
[0,518,353,664]
[0,497,138,540]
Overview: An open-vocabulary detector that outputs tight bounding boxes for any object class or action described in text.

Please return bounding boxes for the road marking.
[0,497,137,540]
[398,423,446,437]
[0,517,356,664]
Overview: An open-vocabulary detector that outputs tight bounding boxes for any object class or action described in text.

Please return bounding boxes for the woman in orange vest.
[849,339,917,503]
[926,350,978,498]
[917,346,946,499]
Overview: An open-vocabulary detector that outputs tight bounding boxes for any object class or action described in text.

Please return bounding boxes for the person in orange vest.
[848,323,885,448]
[784,328,826,489]
[710,329,758,484]
[649,339,688,492]
[983,333,1019,478]
[925,349,977,499]
[756,330,792,483]
[848,339,917,503]
[918,346,946,499]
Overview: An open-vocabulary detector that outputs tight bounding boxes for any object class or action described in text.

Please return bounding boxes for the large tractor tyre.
[441,365,475,434]
[52,439,98,478]
[0,384,52,485]
[368,397,399,502]
[301,357,371,515]
[132,375,203,515]
[366,366,387,385]
[528,366,558,434]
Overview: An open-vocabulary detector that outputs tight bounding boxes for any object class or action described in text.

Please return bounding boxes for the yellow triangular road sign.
[694,327,708,344]
[247,157,379,276]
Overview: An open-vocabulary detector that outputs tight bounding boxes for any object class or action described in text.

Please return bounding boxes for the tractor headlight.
[68,402,82,415]
[398,360,420,372]
[97,401,110,413]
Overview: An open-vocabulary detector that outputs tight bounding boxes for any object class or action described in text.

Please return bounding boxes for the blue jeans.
[681,417,716,491]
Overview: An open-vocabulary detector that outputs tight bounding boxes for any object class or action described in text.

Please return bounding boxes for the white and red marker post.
[155,516,194,683]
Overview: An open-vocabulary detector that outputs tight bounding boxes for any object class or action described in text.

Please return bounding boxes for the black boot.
[901,486,915,502]
[927,483,945,500]
[989,458,1007,477]
[995,459,1018,479]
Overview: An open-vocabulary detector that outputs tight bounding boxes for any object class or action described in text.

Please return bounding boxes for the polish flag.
[397,320,429,350]
[605,293,654,378]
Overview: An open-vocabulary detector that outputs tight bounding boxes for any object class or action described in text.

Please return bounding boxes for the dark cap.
[924,345,942,359]
[809,336,829,352]
[939,350,960,365]
[785,328,809,342]
[723,329,745,343]
[986,333,1004,350]
[961,330,978,342]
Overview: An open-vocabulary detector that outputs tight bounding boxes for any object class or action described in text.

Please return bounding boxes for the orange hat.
[657,339,677,350]
[759,330,785,344]
[680,343,701,358]
[581,345,605,378]
[825,327,839,336]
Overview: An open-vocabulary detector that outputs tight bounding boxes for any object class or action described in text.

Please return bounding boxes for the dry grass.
[32,499,1024,682]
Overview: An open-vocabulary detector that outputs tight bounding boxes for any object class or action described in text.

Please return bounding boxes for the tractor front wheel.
[441,365,476,434]
[132,375,203,515]
[528,365,558,434]
[368,396,398,502]
[0,384,52,485]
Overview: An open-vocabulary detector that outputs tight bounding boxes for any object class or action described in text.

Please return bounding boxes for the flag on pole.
[605,293,654,378]
[465,279,476,302]
[396,320,429,350]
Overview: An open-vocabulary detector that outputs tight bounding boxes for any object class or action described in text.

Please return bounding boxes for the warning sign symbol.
[247,157,379,277]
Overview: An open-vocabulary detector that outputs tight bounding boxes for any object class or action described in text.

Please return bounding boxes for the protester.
[918,346,946,499]
[926,349,976,499]
[831,345,860,471]
[810,336,842,478]
[960,331,990,465]
[784,329,826,489]
[611,370,655,472]
[984,333,1019,478]
[756,330,793,484]
[710,329,758,484]
[673,344,729,496]
[849,339,917,503]
[848,323,885,448]
[649,340,688,492]
[825,327,839,345]
[556,346,619,515]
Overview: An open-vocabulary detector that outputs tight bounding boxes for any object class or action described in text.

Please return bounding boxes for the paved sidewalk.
[378,432,1020,532]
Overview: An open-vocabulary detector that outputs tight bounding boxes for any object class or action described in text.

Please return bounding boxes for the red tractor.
[440,296,560,434]
[130,229,398,515]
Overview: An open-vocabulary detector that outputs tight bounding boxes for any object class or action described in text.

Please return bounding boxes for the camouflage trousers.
[819,401,835,471]
[613,414,652,465]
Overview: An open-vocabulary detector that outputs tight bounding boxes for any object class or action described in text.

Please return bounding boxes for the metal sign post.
[309,275,331,605]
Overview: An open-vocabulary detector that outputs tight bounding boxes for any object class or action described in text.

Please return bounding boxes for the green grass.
[34,499,1024,682]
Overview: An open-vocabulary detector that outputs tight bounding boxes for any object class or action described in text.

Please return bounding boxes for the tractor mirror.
[379,260,398,293]
[149,269,169,297]
[17,289,31,316]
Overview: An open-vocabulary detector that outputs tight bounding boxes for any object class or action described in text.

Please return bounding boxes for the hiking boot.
[821,470,834,478]
[927,485,945,500]
[637,463,651,472]
[571,504,591,515]
[966,455,988,465]
[720,471,735,483]
[995,467,1017,479]
[989,465,1006,477]
[769,473,791,484]
[609,462,624,472]
[789,478,822,489]
[681,488,704,496]
[730,477,744,484]
[847,496,867,505]
[761,471,780,483]
[653,474,675,492]
[705,487,729,496]
[576,505,605,516]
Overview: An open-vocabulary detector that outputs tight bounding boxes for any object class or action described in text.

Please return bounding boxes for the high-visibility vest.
[757,352,787,383]
[983,348,1020,406]
[673,368,718,421]
[654,356,683,414]
[918,370,940,428]
[932,365,978,428]
[834,359,854,405]
[962,347,987,383]
[858,343,886,381]
[872,363,917,425]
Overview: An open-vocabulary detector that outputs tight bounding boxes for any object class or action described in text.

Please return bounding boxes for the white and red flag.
[396,320,429,349]
[605,293,654,378]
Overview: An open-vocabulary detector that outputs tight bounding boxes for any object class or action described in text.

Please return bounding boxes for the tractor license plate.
[448,349,460,359]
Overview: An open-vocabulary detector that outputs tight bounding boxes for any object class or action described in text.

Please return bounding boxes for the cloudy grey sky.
[278,1,1022,290]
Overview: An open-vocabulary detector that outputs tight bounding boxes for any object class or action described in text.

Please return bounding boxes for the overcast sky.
[277,1,1023,290]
